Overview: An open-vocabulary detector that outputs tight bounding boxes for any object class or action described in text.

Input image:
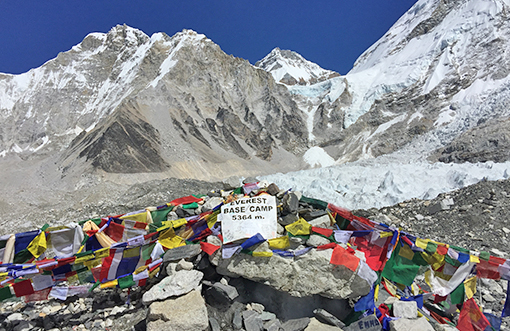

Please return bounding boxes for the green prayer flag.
[425,242,438,254]
[445,255,462,268]
[381,241,420,286]
[13,249,33,264]
[77,268,95,284]
[150,207,173,224]
[300,196,328,210]
[182,202,198,209]
[450,245,469,253]
[141,243,156,261]
[89,280,101,292]
[450,282,465,305]
[233,187,243,195]
[118,275,135,289]
[0,286,13,302]
[479,251,490,261]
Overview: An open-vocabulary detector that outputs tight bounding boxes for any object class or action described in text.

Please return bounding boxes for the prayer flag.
[267,236,290,250]
[354,287,375,312]
[27,231,47,258]
[285,218,311,236]
[312,227,333,238]
[464,276,477,300]
[12,279,35,297]
[456,298,489,331]
[330,245,360,272]
[200,242,220,255]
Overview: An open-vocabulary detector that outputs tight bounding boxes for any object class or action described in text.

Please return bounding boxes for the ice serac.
[0,25,309,180]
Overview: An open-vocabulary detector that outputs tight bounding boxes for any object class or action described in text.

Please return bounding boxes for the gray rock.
[147,290,208,331]
[176,258,194,271]
[306,234,331,248]
[393,301,417,319]
[264,319,283,331]
[206,282,239,304]
[259,311,276,321]
[209,317,221,331]
[203,197,224,211]
[389,317,434,331]
[266,183,280,196]
[308,215,332,228]
[163,244,202,262]
[313,308,345,328]
[243,310,264,331]
[142,269,203,305]
[223,176,242,190]
[281,317,310,331]
[233,308,244,330]
[304,317,343,331]
[283,193,300,214]
[345,315,381,331]
[249,303,265,314]
[280,213,299,226]
[216,247,370,299]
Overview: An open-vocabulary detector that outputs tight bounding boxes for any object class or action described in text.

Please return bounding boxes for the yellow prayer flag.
[398,244,415,260]
[374,284,380,301]
[27,231,47,258]
[149,267,160,278]
[120,211,149,223]
[74,254,95,264]
[123,247,140,258]
[158,229,185,249]
[252,251,273,257]
[67,273,79,285]
[267,236,290,250]
[464,276,477,299]
[77,245,85,254]
[470,255,480,263]
[415,238,429,250]
[95,248,110,259]
[134,265,148,275]
[285,218,311,236]
[84,258,102,269]
[380,231,393,238]
[100,279,118,289]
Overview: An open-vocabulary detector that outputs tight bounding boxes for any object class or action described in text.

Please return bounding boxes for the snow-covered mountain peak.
[256,47,339,86]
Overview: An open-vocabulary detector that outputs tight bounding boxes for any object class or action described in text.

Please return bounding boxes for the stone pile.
[0,178,509,330]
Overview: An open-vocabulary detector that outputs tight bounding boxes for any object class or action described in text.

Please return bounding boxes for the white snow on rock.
[303,146,335,168]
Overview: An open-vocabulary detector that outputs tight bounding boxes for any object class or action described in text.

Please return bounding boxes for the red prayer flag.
[436,245,448,256]
[317,243,337,250]
[477,259,501,280]
[24,288,51,302]
[200,242,220,255]
[457,298,490,331]
[327,204,354,221]
[312,227,333,238]
[330,245,360,272]
[105,222,124,242]
[170,195,202,206]
[12,279,35,297]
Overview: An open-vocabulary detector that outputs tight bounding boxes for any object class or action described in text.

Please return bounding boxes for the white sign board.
[219,195,277,243]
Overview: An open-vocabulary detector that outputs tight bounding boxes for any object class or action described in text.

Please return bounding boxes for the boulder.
[281,317,310,331]
[389,317,434,331]
[216,248,370,299]
[147,290,208,331]
[163,244,202,262]
[142,269,203,305]
[313,308,345,328]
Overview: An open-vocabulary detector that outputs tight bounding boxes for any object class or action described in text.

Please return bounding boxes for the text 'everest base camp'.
[4,0,510,330]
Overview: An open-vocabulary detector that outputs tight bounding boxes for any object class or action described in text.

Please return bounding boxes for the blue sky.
[0,1,417,75]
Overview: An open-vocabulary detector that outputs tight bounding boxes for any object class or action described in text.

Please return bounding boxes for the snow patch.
[303,146,335,168]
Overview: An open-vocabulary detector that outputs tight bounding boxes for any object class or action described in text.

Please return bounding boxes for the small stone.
[162,243,202,262]
[307,215,331,228]
[414,214,424,221]
[259,311,276,321]
[503,227,510,234]
[243,310,264,331]
[313,308,345,328]
[209,317,221,331]
[266,183,280,196]
[483,293,496,302]
[389,316,434,331]
[250,302,265,314]
[7,312,24,322]
[111,305,127,315]
[305,317,342,331]
[491,248,506,258]
[176,258,194,271]
[264,319,283,331]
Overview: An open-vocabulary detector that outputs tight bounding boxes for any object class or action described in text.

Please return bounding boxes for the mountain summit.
[255,47,339,86]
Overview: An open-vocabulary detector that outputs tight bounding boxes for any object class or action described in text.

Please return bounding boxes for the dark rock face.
[63,102,169,173]
[431,117,510,163]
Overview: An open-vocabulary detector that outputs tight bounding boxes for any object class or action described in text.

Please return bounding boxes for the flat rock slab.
[304,317,344,331]
[345,315,381,331]
[142,269,203,305]
[216,248,370,299]
[389,317,434,331]
[163,244,202,262]
[147,290,208,331]
[282,317,310,331]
